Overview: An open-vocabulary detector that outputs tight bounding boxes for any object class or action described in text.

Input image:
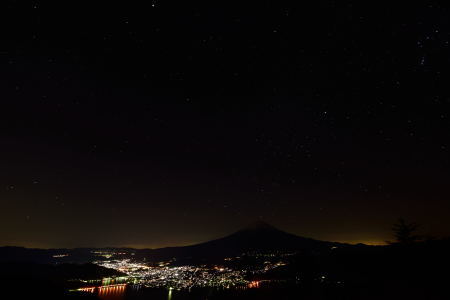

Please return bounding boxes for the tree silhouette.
[390,218,421,244]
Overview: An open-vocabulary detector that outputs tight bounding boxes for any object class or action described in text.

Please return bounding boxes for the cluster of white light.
[94,258,150,273]
[94,259,247,289]
[138,265,248,289]
[92,251,293,290]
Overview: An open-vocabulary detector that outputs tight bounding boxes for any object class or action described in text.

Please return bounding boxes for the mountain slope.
[137,222,342,261]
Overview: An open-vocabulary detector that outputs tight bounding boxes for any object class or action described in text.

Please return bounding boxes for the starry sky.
[1,1,450,248]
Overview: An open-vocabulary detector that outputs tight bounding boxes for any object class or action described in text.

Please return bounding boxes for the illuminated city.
[87,250,291,291]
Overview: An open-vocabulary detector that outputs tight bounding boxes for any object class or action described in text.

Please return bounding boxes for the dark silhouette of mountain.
[135,221,344,262]
[0,262,124,300]
[0,262,124,281]
[0,222,347,263]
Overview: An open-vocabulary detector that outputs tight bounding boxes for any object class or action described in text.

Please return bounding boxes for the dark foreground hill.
[0,262,124,300]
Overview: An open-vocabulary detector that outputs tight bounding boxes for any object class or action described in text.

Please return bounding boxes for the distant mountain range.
[134,221,345,262]
[2,223,450,299]
[0,222,349,263]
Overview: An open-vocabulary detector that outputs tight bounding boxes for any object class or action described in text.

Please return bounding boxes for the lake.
[81,284,343,300]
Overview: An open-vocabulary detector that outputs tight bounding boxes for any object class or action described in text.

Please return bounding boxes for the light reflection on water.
[99,285,126,300]
[81,284,126,300]
[79,281,270,300]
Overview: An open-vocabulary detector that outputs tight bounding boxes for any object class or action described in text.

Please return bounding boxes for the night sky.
[1,1,450,248]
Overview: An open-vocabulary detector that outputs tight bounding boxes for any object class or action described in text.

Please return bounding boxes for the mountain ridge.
[0,223,351,263]
[133,222,346,262]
